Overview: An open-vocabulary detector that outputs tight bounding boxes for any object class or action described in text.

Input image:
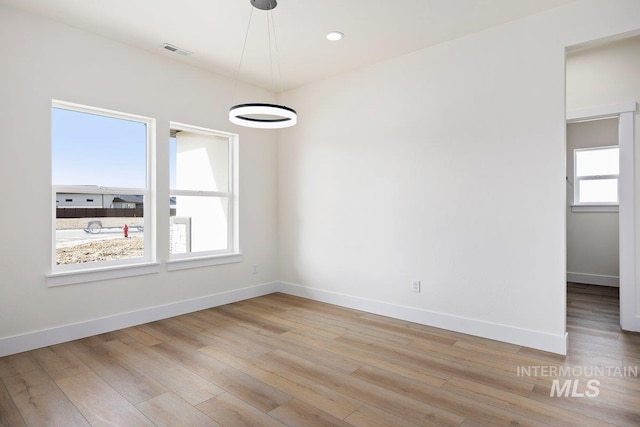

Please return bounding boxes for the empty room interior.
[1,0,640,425]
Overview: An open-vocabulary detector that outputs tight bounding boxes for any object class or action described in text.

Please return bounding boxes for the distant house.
[56,193,174,210]
[56,193,115,208]
[111,195,144,209]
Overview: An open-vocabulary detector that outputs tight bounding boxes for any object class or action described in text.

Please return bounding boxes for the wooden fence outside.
[56,208,144,218]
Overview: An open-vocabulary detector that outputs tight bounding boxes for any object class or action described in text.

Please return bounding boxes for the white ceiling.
[1,0,577,91]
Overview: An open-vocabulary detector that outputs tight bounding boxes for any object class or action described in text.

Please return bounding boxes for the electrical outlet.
[412,280,421,293]
[252,265,258,274]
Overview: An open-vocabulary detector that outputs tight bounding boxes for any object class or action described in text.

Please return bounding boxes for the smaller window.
[167,122,239,270]
[574,146,619,206]
[86,198,94,202]
[65,199,73,202]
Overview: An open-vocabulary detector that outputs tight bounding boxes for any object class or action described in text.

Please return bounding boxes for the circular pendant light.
[229,103,297,129]
[229,0,297,130]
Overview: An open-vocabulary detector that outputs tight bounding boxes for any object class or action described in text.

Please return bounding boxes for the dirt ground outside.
[56,217,145,265]
[56,237,144,265]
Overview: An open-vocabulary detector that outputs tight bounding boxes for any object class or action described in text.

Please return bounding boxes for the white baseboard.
[278,282,568,355]
[0,282,279,357]
[0,280,568,357]
[621,315,640,332]
[567,272,619,287]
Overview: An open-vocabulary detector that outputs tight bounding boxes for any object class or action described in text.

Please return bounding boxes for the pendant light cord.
[269,9,285,99]
[231,6,255,105]
[267,9,274,92]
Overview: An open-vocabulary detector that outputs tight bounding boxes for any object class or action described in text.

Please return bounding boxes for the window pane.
[170,196,228,254]
[578,179,618,203]
[170,130,229,192]
[52,108,147,188]
[55,193,145,265]
[575,147,619,177]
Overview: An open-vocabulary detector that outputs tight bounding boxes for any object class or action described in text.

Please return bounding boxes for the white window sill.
[166,253,242,271]
[47,262,161,287]
[571,204,619,213]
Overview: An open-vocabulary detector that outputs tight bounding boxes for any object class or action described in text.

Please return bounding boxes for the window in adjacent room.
[51,100,155,281]
[573,146,619,206]
[168,122,239,270]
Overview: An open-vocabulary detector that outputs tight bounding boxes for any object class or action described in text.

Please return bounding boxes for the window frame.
[48,100,159,286]
[166,122,240,271]
[573,145,620,209]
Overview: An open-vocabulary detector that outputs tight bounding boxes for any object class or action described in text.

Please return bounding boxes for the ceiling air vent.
[162,43,192,56]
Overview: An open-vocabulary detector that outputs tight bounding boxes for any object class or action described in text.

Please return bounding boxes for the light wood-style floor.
[1,284,639,426]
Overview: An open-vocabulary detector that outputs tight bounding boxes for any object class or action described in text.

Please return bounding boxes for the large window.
[573,146,619,205]
[51,101,154,280]
[168,122,238,269]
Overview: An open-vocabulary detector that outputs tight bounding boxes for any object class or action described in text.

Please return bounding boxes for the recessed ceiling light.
[326,31,344,41]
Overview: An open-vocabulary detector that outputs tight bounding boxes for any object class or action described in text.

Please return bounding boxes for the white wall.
[0,5,278,347]
[566,119,619,285]
[566,33,640,320]
[277,0,640,353]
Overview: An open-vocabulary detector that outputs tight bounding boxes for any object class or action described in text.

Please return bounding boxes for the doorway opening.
[566,106,636,330]
[566,118,620,290]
